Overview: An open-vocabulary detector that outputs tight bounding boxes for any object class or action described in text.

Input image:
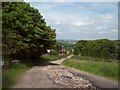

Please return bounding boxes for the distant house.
[47,49,50,53]
[65,50,70,55]
[71,49,74,53]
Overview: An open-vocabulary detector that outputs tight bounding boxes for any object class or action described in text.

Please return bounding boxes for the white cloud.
[56,21,61,25]
[99,31,103,34]
[111,29,117,32]
[72,21,90,27]
[101,14,113,20]
[56,31,63,35]
[85,32,89,34]
[98,31,107,34]
[29,2,118,40]
[97,26,102,29]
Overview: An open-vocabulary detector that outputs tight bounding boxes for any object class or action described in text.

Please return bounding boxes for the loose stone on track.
[43,65,97,89]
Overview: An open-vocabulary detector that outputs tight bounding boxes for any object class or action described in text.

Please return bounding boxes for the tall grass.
[2,64,29,88]
[63,58,118,81]
[72,55,111,62]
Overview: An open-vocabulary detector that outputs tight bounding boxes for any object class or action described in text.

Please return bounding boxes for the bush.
[100,48,110,59]
[50,50,58,55]
[74,47,80,55]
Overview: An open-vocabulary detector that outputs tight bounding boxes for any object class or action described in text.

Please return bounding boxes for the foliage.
[41,54,68,61]
[72,55,105,62]
[50,50,58,55]
[74,39,118,60]
[41,54,61,61]
[54,42,63,55]
[2,2,56,63]
[100,48,110,59]
[74,46,80,55]
[118,40,120,60]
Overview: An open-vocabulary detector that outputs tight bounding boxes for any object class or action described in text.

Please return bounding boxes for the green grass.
[2,64,29,88]
[41,54,68,61]
[63,58,118,81]
[72,55,111,62]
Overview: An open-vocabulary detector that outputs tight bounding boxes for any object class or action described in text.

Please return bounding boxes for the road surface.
[12,55,118,89]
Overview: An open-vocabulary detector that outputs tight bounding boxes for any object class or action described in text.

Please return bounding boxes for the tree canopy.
[74,39,118,60]
[2,2,56,62]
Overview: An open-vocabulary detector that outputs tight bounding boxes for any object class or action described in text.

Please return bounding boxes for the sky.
[29,2,118,40]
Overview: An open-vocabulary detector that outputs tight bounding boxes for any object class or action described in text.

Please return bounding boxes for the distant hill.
[57,39,78,45]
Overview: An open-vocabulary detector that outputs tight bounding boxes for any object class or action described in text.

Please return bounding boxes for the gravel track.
[12,55,118,89]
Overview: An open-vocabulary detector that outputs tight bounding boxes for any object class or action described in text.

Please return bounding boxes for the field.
[63,56,118,81]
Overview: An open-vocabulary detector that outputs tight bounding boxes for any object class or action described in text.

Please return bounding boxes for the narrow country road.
[12,55,118,89]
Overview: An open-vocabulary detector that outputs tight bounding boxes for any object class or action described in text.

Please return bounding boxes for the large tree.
[2,2,56,62]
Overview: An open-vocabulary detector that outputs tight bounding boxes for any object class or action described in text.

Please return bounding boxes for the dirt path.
[50,55,73,64]
[12,55,118,89]
[12,66,58,88]
[12,65,96,89]
[12,55,73,88]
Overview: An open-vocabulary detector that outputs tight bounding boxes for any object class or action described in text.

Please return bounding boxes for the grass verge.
[63,58,118,81]
[41,54,68,61]
[2,64,29,88]
[72,55,112,62]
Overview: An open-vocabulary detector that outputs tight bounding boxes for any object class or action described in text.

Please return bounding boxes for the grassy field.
[63,57,118,81]
[41,54,68,61]
[72,55,113,62]
[2,64,29,88]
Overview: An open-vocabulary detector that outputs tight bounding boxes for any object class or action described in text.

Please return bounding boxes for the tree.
[100,48,110,59]
[117,40,120,60]
[74,39,118,60]
[2,2,56,63]
[74,46,80,55]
